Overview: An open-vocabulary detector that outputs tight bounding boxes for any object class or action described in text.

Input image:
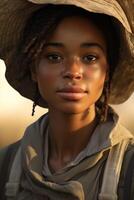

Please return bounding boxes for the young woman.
[0,1,134,199]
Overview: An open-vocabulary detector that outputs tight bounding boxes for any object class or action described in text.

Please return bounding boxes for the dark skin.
[32,16,109,172]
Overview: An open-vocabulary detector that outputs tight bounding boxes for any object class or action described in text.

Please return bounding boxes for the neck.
[48,105,98,160]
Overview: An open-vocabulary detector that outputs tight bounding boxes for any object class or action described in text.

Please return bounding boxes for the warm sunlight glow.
[0,59,134,147]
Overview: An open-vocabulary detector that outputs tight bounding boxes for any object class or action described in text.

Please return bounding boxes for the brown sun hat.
[0,0,134,107]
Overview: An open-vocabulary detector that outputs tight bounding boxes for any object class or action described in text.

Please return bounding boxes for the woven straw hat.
[0,0,134,107]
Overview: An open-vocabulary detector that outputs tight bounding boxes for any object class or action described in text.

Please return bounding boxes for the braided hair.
[15,5,120,120]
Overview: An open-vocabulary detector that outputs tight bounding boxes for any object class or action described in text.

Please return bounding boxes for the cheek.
[95,74,106,92]
[86,67,106,83]
[35,69,58,100]
[86,63,107,79]
[91,78,105,103]
[43,72,56,83]
[86,68,106,97]
[37,66,57,85]
[37,60,58,83]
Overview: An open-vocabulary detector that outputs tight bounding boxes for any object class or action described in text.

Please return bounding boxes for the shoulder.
[118,139,134,199]
[0,140,21,171]
[0,145,10,171]
[116,122,133,140]
[122,139,134,172]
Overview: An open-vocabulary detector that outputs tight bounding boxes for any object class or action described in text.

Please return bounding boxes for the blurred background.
[0,59,134,148]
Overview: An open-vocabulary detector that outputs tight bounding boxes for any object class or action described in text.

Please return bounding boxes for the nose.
[63,71,82,80]
[62,59,83,80]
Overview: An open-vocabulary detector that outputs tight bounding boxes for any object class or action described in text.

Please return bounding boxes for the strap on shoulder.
[99,139,130,200]
[5,146,22,199]
[123,143,134,200]
[0,141,20,200]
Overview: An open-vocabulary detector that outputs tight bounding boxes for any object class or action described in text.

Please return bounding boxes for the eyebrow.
[44,42,64,48]
[44,42,105,52]
[81,43,105,53]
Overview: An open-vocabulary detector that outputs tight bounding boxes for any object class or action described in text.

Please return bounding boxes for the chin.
[55,102,92,114]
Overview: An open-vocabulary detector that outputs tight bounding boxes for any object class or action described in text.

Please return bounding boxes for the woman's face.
[32,16,109,114]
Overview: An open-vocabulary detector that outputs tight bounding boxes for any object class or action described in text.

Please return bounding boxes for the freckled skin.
[33,16,108,114]
[32,15,109,170]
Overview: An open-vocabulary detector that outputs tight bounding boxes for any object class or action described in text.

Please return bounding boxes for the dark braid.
[31,84,39,116]
[100,79,111,122]
[15,5,120,119]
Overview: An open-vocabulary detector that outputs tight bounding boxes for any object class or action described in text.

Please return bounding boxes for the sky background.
[0,59,134,147]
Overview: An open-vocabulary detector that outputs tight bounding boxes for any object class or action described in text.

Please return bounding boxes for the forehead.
[46,16,107,48]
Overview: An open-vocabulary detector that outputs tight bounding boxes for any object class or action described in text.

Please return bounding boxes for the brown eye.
[46,54,63,63]
[82,55,98,63]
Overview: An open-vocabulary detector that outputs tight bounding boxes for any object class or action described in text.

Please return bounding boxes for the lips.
[57,86,87,100]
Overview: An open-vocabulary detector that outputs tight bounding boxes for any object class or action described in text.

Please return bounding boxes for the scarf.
[17,109,133,200]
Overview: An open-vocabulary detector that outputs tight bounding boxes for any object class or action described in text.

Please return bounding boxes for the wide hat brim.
[0,0,134,107]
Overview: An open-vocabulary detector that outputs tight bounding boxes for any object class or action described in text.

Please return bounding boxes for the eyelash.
[82,55,98,64]
[45,53,98,64]
[45,53,63,63]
